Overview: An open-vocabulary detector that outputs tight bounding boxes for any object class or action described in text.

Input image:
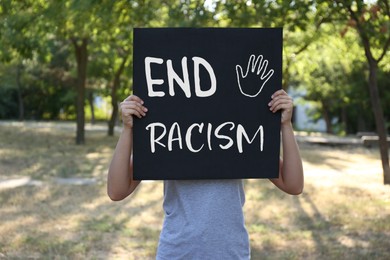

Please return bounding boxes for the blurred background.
[0,0,389,259]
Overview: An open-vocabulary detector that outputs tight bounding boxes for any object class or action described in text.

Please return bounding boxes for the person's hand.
[119,95,148,129]
[268,89,293,126]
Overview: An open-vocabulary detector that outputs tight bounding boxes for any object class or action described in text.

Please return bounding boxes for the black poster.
[133,28,282,180]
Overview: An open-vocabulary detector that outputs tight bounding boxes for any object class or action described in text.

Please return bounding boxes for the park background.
[0,0,389,259]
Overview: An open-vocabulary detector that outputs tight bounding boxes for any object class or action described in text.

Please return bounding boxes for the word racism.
[146,121,264,153]
[144,55,268,154]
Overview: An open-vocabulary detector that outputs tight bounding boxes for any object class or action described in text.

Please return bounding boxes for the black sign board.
[133,28,282,180]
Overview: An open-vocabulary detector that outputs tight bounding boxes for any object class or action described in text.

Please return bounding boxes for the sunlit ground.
[0,122,389,259]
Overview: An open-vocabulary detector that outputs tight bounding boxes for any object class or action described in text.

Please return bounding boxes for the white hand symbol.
[236,54,274,98]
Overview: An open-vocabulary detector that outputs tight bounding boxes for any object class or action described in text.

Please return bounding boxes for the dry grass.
[246,143,390,259]
[0,122,389,259]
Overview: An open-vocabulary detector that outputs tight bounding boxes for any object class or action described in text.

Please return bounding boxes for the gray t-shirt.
[156,179,250,260]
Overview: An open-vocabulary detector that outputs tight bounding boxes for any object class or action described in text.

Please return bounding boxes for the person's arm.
[107,95,147,201]
[268,90,304,195]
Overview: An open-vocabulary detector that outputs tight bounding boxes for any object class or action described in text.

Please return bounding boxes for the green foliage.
[293,24,376,133]
[165,0,217,27]
[332,0,390,59]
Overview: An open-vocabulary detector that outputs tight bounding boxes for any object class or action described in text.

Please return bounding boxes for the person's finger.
[270,103,292,112]
[124,95,144,104]
[121,101,148,114]
[270,92,291,101]
[121,101,147,111]
[269,96,292,110]
[270,99,293,113]
[269,94,291,104]
[122,108,143,119]
[271,89,287,98]
[121,100,144,110]
[271,103,293,113]
[121,101,146,113]
[121,103,147,117]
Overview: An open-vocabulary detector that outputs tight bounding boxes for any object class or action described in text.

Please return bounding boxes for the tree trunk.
[108,96,118,136]
[16,64,24,121]
[341,106,347,134]
[321,101,333,134]
[357,109,366,132]
[367,61,390,184]
[282,57,290,91]
[88,91,95,125]
[108,56,128,136]
[343,1,390,184]
[72,38,88,145]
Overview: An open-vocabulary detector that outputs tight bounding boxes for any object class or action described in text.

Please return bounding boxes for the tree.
[39,0,119,144]
[333,0,390,184]
[0,0,47,120]
[88,0,172,136]
[294,28,368,134]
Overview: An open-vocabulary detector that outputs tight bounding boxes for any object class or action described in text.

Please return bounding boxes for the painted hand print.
[236,54,274,98]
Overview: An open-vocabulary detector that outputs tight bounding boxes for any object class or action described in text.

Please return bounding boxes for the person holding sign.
[107,89,303,259]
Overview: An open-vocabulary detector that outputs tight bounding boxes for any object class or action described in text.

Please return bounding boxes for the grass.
[0,121,389,259]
